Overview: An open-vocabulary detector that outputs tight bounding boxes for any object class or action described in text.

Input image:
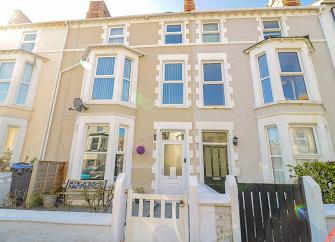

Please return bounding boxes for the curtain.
[92,78,114,100]
[96,57,115,75]
[165,63,182,81]
[163,83,183,104]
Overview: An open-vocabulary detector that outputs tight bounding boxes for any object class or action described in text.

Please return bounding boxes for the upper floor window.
[202,23,220,43]
[257,54,273,104]
[121,59,132,102]
[15,63,33,105]
[262,20,282,39]
[0,62,15,103]
[162,63,184,104]
[108,27,125,44]
[266,126,285,183]
[278,52,308,101]
[21,32,37,52]
[92,57,116,100]
[165,24,183,44]
[202,62,225,106]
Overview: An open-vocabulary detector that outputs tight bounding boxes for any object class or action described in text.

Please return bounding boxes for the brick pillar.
[184,0,195,12]
[86,1,111,19]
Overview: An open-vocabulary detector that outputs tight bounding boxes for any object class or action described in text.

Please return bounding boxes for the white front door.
[158,131,186,195]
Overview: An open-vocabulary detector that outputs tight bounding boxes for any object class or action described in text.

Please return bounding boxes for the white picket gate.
[125,190,189,242]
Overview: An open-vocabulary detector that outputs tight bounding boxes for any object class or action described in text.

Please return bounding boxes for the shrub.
[289,161,335,204]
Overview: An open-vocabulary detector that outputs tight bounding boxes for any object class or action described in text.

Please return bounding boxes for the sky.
[0,0,316,25]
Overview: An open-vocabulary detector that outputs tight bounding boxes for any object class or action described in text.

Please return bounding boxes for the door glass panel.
[81,125,109,180]
[162,131,184,141]
[164,144,182,176]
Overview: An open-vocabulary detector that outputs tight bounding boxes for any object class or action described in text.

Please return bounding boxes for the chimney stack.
[184,0,195,12]
[86,0,111,19]
[267,0,301,7]
[8,10,32,25]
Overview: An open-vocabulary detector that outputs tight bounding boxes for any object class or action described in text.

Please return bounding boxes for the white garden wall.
[324,204,335,240]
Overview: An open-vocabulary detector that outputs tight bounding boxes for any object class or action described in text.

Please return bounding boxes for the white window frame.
[201,22,221,43]
[15,62,33,106]
[0,61,15,104]
[114,126,127,180]
[107,26,125,44]
[201,61,226,107]
[68,115,135,184]
[256,52,274,104]
[161,61,185,106]
[164,23,184,45]
[276,50,308,101]
[265,125,285,183]
[121,57,133,103]
[289,125,320,162]
[262,19,282,39]
[20,32,37,52]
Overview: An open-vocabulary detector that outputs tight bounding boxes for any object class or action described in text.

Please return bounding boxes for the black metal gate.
[238,183,311,242]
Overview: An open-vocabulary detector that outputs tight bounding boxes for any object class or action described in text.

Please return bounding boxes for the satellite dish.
[69,98,88,112]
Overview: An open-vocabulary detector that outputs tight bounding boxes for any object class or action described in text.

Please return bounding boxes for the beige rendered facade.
[0,2,334,194]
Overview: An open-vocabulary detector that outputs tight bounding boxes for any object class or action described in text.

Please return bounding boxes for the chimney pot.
[267,0,301,7]
[86,0,111,19]
[184,0,195,12]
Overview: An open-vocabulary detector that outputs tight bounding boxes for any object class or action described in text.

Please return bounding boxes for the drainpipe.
[39,22,70,160]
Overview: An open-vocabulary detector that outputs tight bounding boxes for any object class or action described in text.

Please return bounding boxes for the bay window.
[121,58,132,102]
[16,63,33,105]
[92,56,116,100]
[162,63,184,105]
[278,52,308,101]
[257,54,273,104]
[165,24,183,44]
[114,127,126,179]
[202,62,225,106]
[0,62,15,103]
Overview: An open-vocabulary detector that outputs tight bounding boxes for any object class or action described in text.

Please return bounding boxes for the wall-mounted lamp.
[233,136,239,146]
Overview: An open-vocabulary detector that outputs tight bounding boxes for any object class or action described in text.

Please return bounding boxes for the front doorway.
[158,131,186,195]
[202,131,229,193]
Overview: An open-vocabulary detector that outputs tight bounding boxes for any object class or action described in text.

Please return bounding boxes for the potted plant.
[41,189,58,209]
[0,150,12,207]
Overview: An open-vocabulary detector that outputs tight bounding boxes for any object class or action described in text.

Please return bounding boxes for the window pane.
[0,62,15,79]
[92,78,114,100]
[273,169,285,183]
[16,83,29,105]
[0,83,10,103]
[23,33,37,41]
[281,76,308,100]
[21,43,35,51]
[164,63,182,81]
[163,83,183,104]
[278,52,301,72]
[261,78,273,103]
[3,127,20,153]
[82,125,109,180]
[22,63,33,83]
[203,23,219,32]
[202,34,220,43]
[263,21,280,29]
[204,63,222,82]
[166,25,181,32]
[162,132,184,141]
[118,128,126,152]
[96,57,115,75]
[124,59,132,79]
[165,34,182,44]
[202,132,227,143]
[110,28,124,36]
[203,84,225,106]
[258,54,269,79]
[114,154,124,178]
[263,31,282,39]
[108,37,124,44]
[291,127,317,155]
[267,127,281,156]
[121,79,130,102]
[164,144,182,176]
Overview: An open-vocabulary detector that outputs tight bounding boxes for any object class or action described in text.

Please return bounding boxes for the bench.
[59,180,107,206]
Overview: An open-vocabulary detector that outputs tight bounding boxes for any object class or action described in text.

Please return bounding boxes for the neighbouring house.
[0,0,335,196]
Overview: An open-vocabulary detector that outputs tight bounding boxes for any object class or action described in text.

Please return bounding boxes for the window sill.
[197,105,233,110]
[254,100,323,110]
[155,104,191,109]
[85,100,137,109]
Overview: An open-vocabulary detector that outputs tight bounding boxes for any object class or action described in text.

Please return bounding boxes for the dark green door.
[203,145,228,193]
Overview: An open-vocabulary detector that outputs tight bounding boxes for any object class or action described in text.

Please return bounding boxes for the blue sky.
[0,0,316,25]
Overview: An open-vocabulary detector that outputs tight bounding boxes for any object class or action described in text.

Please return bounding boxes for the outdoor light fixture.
[233,136,239,146]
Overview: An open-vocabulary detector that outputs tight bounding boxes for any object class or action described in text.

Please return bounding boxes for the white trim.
[195,121,238,183]
[257,114,334,183]
[0,116,28,163]
[155,54,191,108]
[195,53,234,108]
[68,114,135,185]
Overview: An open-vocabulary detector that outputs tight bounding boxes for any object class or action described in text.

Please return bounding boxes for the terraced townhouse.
[0,0,334,195]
